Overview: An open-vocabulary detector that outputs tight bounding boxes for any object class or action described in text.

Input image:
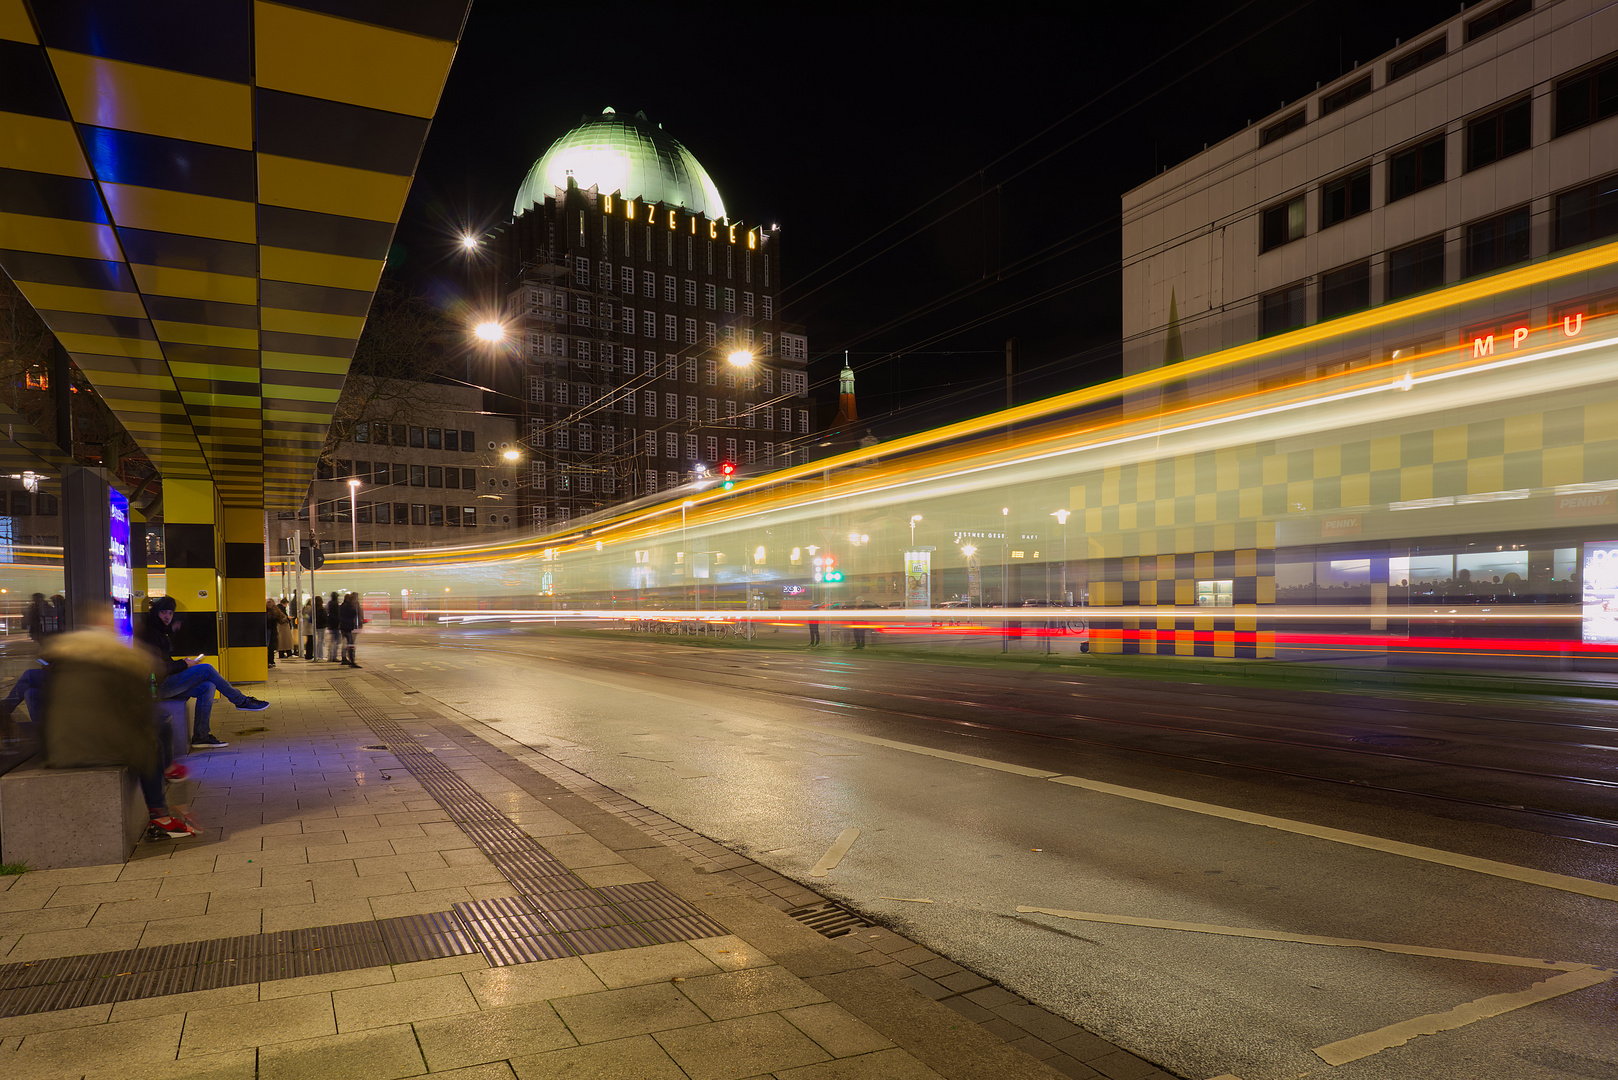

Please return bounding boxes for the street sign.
[300,546,325,570]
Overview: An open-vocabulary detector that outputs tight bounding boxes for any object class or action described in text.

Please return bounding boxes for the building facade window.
[685,317,697,343]
[742,292,754,316]
[685,434,698,460]
[1387,35,1446,82]
[1465,206,1531,275]
[1465,0,1530,42]
[643,270,655,295]
[1556,55,1618,137]
[1465,97,1531,171]
[663,274,676,302]
[797,410,809,434]
[1261,195,1306,251]
[705,321,717,346]
[1319,74,1372,117]
[1388,133,1445,202]
[665,432,678,458]
[723,288,736,313]
[684,279,697,306]
[706,435,718,460]
[1319,260,1370,319]
[621,266,634,294]
[1320,166,1371,227]
[1553,171,1618,250]
[1260,110,1306,146]
[684,394,697,419]
[1387,234,1446,299]
[762,295,773,319]
[1260,283,1307,336]
[664,313,677,341]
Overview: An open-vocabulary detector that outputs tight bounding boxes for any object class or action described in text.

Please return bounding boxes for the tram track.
[388,632,1618,851]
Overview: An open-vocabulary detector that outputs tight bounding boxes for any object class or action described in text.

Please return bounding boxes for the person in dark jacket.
[137,596,268,748]
[338,593,362,667]
[327,591,342,661]
[311,595,327,660]
[265,597,280,667]
[43,603,194,838]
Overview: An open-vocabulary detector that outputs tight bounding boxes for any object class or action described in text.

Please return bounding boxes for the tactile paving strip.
[333,682,731,965]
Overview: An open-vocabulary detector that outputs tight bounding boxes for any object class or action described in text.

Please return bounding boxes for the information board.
[109,487,132,638]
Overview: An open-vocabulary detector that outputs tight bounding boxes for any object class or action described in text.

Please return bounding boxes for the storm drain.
[787,900,875,938]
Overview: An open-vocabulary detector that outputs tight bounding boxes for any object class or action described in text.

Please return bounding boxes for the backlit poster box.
[110,487,132,638]
[1582,542,1618,644]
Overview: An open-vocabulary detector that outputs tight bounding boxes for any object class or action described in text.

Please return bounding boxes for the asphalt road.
[360,626,1618,1080]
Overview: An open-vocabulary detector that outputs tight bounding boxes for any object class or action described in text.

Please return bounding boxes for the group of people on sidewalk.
[0,596,269,841]
[265,592,364,668]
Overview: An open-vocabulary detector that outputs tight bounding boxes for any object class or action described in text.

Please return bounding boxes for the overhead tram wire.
[780,0,1316,315]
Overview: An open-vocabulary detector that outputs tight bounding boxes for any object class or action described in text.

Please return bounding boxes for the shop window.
[1195,580,1233,607]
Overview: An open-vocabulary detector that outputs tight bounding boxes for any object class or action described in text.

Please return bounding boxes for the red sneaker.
[164,763,189,781]
[149,815,198,838]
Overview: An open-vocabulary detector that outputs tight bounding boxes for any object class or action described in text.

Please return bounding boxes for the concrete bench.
[157,699,192,760]
[0,756,147,869]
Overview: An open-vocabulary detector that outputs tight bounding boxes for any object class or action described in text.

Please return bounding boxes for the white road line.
[1313,966,1612,1066]
[1014,907,1595,971]
[1046,775,1618,904]
[810,827,861,877]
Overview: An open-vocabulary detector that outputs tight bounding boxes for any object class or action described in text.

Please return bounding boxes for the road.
[359,626,1618,1080]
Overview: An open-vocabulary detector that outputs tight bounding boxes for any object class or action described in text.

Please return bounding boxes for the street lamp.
[908,515,922,546]
[459,233,479,251]
[347,478,361,554]
[682,500,694,610]
[1050,510,1071,607]
[503,448,521,462]
[473,321,505,343]
[727,349,753,367]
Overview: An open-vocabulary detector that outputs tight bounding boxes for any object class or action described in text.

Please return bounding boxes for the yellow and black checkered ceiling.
[0,0,469,509]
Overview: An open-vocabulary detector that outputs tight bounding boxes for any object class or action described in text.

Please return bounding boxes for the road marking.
[1045,775,1618,904]
[810,828,861,877]
[1313,966,1612,1066]
[1013,907,1593,971]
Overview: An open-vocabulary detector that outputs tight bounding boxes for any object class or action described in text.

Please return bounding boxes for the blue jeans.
[1,667,45,720]
[158,664,244,738]
[141,716,176,812]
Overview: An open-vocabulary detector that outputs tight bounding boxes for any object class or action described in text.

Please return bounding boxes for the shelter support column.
[223,508,268,683]
[162,481,222,669]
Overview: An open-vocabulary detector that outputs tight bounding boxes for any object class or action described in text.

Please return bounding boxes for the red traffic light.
[719,461,736,477]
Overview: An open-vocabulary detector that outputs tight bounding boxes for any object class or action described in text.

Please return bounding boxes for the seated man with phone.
[136,596,268,748]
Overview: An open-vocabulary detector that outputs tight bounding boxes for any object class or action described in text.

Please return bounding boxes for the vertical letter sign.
[109,487,132,638]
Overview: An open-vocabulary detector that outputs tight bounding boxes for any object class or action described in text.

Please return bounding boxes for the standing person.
[139,596,268,748]
[806,608,821,647]
[275,599,295,658]
[47,594,66,635]
[301,597,314,659]
[265,598,281,667]
[311,595,327,661]
[24,592,47,644]
[338,592,362,667]
[327,592,342,661]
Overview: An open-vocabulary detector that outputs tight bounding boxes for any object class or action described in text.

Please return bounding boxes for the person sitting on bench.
[136,596,268,748]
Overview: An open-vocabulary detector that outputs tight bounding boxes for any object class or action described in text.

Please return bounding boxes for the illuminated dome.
[513,108,727,220]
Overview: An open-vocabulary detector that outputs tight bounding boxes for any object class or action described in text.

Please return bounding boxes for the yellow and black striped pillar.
[161,480,223,670]
[222,507,268,683]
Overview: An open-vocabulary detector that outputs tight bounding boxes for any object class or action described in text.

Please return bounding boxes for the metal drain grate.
[360,744,389,751]
[787,900,875,938]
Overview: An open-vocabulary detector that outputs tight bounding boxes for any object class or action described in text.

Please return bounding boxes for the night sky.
[396,0,1464,435]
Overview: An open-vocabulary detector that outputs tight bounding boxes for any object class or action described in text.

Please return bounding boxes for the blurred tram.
[297,238,1618,669]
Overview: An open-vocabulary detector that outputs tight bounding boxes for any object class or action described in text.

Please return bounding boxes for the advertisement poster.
[904,548,931,608]
[109,487,132,638]
[1583,542,1618,643]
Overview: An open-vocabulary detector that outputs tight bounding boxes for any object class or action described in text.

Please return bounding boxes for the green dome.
[513,108,727,220]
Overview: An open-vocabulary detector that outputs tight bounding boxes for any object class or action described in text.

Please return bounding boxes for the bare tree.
[321,281,458,462]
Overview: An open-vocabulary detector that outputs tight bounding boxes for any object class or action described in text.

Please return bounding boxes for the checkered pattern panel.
[1074,397,1618,555]
[0,1,467,508]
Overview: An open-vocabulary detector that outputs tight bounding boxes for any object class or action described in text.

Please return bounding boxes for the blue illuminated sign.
[109,487,131,638]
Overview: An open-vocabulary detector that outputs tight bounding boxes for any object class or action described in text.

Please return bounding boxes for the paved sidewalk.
[0,658,1176,1080]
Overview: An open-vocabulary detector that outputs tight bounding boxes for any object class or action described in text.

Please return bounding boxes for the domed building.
[513,108,727,221]
[501,110,814,535]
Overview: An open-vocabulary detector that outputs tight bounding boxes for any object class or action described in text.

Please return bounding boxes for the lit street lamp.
[727,349,753,367]
[473,321,505,344]
[347,478,361,553]
[459,233,479,251]
[1050,509,1071,607]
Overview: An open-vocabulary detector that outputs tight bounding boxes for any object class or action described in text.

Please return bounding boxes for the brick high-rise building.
[503,108,813,533]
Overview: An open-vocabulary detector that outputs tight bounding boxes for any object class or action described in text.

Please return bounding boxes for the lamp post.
[908,514,922,546]
[682,500,694,611]
[347,478,360,554]
[1051,509,1070,607]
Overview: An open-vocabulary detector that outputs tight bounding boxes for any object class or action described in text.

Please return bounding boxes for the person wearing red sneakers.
[137,596,268,748]
[39,603,196,839]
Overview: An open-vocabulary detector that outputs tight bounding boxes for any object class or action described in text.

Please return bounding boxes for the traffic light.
[719,460,736,490]
[813,553,843,584]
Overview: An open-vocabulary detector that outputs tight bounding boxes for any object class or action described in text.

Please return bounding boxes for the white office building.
[1122,0,1618,396]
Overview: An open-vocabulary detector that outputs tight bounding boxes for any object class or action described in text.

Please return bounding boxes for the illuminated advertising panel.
[109,487,132,638]
[904,549,931,609]
[1582,542,1618,644]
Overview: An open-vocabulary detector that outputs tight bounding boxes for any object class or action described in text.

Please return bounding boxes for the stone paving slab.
[0,655,1177,1080]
